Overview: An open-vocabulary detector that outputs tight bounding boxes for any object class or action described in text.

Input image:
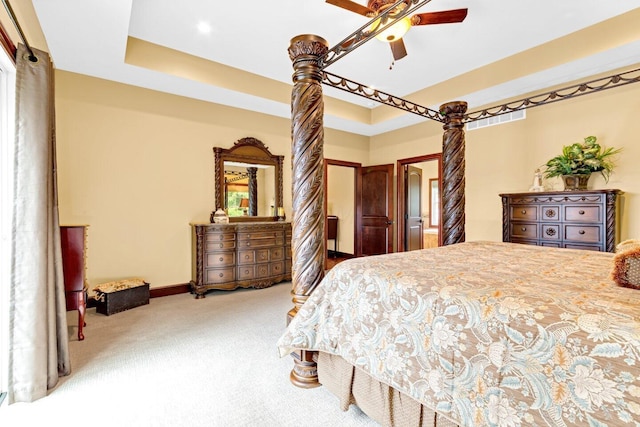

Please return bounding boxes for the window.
[0,45,16,402]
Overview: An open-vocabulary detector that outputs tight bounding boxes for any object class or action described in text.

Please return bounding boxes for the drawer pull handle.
[219,235,223,240]
[219,257,223,262]
[245,255,250,259]
[579,210,585,215]
[521,210,526,214]
[246,242,251,246]
[219,244,223,248]
[521,227,527,232]
[579,230,585,235]
[219,273,223,277]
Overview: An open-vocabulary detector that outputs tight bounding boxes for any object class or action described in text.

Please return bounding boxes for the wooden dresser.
[500,189,622,252]
[190,222,292,298]
[60,225,88,340]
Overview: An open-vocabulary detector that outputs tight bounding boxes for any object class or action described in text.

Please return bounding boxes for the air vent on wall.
[466,109,526,131]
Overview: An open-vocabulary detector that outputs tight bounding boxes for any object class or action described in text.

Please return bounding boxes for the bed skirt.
[317,352,459,427]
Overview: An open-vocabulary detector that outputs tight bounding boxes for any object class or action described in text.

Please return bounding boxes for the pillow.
[611,239,640,289]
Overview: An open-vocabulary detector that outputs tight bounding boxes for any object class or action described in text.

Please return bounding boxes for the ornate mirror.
[214,137,284,222]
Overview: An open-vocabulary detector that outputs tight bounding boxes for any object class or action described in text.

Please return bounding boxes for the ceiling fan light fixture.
[373,17,411,42]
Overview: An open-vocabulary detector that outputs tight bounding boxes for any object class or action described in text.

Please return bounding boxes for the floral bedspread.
[277,241,640,427]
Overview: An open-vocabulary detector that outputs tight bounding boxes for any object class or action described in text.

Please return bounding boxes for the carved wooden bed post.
[287,34,329,388]
[440,101,467,246]
[247,167,258,216]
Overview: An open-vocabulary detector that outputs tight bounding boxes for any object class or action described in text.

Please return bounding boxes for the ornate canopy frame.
[285,0,640,387]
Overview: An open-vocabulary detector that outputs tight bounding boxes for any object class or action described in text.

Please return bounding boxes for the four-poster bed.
[279,3,640,425]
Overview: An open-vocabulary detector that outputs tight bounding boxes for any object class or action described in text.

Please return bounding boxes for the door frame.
[396,153,442,252]
[324,159,361,267]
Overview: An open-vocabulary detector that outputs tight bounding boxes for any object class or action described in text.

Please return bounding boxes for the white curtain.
[7,44,70,403]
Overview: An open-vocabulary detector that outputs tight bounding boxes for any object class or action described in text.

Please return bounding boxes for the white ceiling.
[32,0,640,136]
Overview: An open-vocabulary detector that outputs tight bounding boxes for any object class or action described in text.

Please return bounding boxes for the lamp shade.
[373,17,411,42]
[239,198,249,208]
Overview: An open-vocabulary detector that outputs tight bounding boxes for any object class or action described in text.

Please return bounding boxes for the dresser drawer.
[510,206,537,221]
[564,205,600,223]
[205,252,235,267]
[540,206,560,222]
[238,238,282,249]
[204,267,235,284]
[205,232,236,243]
[564,225,601,243]
[256,263,270,278]
[564,243,602,252]
[510,223,538,239]
[271,247,284,261]
[540,242,561,248]
[540,224,560,240]
[238,230,284,241]
[206,240,236,251]
[270,261,285,276]
[237,265,255,280]
[256,262,285,278]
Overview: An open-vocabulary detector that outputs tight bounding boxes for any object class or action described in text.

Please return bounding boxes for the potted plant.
[542,136,621,190]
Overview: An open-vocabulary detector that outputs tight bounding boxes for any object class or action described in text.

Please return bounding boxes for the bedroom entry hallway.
[397,153,442,252]
[324,159,394,270]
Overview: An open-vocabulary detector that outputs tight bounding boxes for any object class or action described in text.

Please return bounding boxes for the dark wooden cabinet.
[190,222,292,298]
[500,189,621,252]
[60,225,88,340]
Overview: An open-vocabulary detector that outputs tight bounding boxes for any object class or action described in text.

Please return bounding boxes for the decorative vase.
[211,208,229,224]
[562,174,591,191]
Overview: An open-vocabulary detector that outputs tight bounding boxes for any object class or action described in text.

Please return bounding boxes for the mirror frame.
[213,137,283,222]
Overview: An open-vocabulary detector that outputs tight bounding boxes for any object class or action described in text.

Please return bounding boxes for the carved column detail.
[605,191,618,252]
[276,155,284,210]
[247,167,258,216]
[287,34,328,389]
[501,196,509,243]
[213,147,222,211]
[440,101,467,246]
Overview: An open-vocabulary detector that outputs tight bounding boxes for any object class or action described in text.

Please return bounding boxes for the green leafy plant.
[543,136,621,182]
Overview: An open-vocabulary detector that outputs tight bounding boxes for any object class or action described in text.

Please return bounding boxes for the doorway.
[396,153,442,252]
[324,159,394,268]
[324,159,359,269]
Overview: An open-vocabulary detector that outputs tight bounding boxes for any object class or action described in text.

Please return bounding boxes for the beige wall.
[327,165,355,255]
[55,71,369,289]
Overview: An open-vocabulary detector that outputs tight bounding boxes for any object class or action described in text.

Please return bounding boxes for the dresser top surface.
[190,222,291,227]
[499,189,622,198]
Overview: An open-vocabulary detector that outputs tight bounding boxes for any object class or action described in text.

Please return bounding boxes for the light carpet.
[0,282,379,426]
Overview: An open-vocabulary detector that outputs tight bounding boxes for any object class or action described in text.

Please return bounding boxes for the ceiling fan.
[327,0,468,61]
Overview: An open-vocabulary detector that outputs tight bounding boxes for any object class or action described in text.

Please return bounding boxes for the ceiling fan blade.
[325,0,375,17]
[390,39,407,61]
[411,8,468,26]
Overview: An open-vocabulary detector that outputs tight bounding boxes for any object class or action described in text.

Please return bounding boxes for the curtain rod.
[1,0,36,61]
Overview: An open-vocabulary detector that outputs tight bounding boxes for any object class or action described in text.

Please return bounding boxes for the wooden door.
[357,164,394,256]
[405,165,423,251]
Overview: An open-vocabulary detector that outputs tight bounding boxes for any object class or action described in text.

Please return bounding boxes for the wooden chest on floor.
[95,280,150,316]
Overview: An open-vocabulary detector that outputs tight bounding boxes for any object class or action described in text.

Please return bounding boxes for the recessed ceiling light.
[197,21,212,34]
